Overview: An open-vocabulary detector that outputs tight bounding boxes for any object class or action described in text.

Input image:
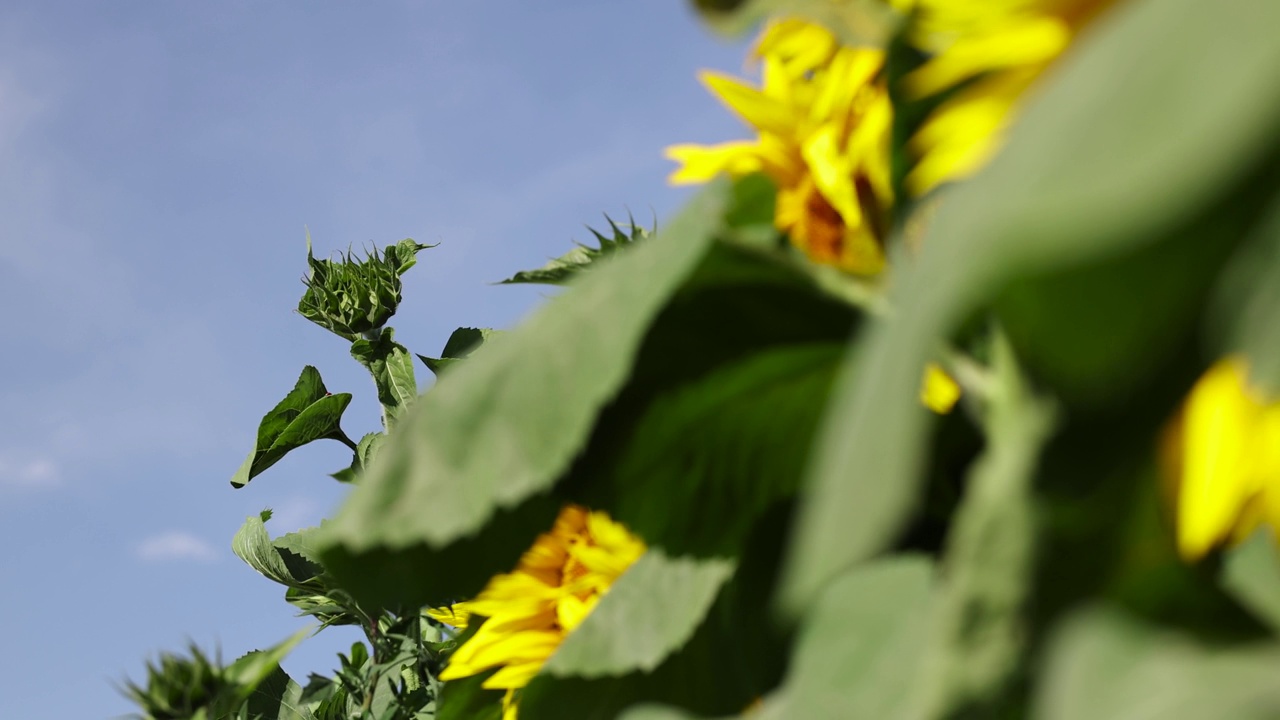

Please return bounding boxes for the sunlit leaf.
[231,366,354,488]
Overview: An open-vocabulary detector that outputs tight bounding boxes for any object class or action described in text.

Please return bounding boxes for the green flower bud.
[121,644,226,720]
[297,235,433,341]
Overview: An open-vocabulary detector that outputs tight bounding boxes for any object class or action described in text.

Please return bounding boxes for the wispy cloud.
[0,455,61,490]
[136,531,220,563]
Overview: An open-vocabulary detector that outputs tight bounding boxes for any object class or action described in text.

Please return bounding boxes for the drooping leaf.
[350,327,419,428]
[318,180,731,609]
[781,0,1280,616]
[1034,608,1280,720]
[232,511,324,591]
[499,214,651,286]
[418,327,500,377]
[542,551,736,678]
[231,366,354,488]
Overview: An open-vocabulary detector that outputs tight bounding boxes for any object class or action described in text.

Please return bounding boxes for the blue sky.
[0,3,749,717]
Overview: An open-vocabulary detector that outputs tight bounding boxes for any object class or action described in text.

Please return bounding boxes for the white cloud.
[0,455,61,490]
[136,531,220,563]
[265,496,325,533]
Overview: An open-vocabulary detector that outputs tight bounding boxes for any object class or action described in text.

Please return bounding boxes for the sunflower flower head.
[428,505,646,716]
[897,0,1115,194]
[665,19,893,276]
[1162,357,1280,562]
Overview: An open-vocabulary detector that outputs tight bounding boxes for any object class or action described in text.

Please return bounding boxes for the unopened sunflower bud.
[297,236,432,341]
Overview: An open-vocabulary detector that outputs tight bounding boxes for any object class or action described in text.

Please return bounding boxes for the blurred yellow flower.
[1162,358,1280,561]
[898,0,1115,194]
[921,362,962,414]
[427,504,646,717]
[665,20,893,275]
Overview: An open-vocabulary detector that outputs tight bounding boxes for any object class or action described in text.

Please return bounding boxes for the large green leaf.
[781,0,1280,616]
[618,557,934,720]
[318,180,730,608]
[542,552,736,678]
[1034,608,1280,720]
[350,327,419,429]
[231,366,354,488]
[568,341,846,556]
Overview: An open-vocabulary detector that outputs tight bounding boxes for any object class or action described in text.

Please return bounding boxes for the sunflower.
[665,22,893,275]
[428,504,647,718]
[1161,357,1280,561]
[898,0,1117,194]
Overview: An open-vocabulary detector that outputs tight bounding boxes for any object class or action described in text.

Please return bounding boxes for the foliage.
[125,1,1280,719]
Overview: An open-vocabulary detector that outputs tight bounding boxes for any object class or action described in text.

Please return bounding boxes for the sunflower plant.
[126,0,1280,718]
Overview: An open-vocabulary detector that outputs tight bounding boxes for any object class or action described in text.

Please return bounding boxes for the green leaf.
[780,0,1280,616]
[232,366,354,488]
[1034,608,1280,720]
[418,327,500,377]
[771,556,935,720]
[1224,193,1280,394]
[435,671,504,720]
[914,332,1056,719]
[232,511,324,591]
[569,342,847,556]
[1224,529,1280,635]
[351,328,419,429]
[542,551,735,678]
[225,627,313,707]
[242,665,314,720]
[318,180,731,609]
[691,0,901,48]
[499,214,650,286]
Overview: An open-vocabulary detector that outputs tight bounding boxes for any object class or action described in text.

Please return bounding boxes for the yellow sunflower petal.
[921,363,962,414]
[1176,359,1260,561]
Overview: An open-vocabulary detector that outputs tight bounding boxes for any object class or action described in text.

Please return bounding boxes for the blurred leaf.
[1225,529,1280,635]
[318,180,730,609]
[224,629,312,710]
[231,366,354,488]
[773,556,934,720]
[500,214,650,286]
[618,556,935,720]
[543,551,736,678]
[1034,608,1280,720]
[435,671,503,720]
[418,328,500,377]
[692,0,901,48]
[351,328,419,428]
[1226,194,1280,394]
[915,332,1055,719]
[781,0,1280,616]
